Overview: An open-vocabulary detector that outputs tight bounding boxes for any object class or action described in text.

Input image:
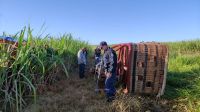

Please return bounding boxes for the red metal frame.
[112,43,133,93]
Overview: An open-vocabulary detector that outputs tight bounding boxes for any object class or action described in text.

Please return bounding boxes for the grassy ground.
[24,71,171,112]
[163,40,200,111]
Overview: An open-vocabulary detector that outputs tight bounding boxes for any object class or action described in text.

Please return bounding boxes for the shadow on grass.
[164,68,200,99]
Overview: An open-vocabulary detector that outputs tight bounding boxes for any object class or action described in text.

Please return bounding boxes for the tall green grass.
[166,39,200,58]
[0,27,90,111]
[164,40,200,112]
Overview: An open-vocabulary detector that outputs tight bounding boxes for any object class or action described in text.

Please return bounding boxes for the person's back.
[95,47,101,57]
[94,47,101,65]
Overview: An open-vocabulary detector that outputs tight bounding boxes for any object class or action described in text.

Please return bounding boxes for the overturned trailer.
[112,42,168,96]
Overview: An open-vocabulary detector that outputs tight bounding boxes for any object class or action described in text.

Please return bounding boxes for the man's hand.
[105,72,112,78]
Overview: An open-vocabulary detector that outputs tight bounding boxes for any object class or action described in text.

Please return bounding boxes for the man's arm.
[77,50,82,64]
[78,50,85,64]
[107,51,114,73]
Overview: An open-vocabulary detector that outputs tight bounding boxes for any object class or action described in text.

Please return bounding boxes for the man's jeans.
[105,73,116,98]
[79,64,85,79]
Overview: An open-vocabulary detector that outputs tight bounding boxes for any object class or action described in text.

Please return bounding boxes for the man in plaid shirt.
[100,41,117,102]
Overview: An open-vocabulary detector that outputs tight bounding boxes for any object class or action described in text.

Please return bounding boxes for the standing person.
[77,47,87,79]
[94,46,103,93]
[100,41,117,102]
[94,46,101,65]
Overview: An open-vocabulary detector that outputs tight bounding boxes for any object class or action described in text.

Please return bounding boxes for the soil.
[24,71,174,112]
[24,59,174,112]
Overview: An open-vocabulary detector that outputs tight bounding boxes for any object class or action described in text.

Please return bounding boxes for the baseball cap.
[99,41,107,48]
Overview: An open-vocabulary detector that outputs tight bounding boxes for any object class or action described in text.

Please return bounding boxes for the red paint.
[112,43,133,92]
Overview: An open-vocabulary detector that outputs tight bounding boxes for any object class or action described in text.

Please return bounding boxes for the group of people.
[77,41,117,102]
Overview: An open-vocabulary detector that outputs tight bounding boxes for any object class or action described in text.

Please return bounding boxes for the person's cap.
[99,41,107,47]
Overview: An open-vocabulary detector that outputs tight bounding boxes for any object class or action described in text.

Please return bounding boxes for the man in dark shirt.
[100,41,117,102]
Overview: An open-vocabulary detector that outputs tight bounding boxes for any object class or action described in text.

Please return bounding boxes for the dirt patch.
[25,73,107,112]
[24,71,174,112]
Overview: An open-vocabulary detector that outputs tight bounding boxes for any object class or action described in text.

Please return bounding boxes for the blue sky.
[0,0,199,44]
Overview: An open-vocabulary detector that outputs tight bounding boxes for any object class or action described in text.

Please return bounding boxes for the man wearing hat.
[100,41,117,102]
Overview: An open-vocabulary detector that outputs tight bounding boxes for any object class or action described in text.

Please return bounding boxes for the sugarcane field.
[0,0,200,112]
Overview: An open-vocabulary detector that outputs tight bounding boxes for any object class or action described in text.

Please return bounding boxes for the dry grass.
[105,93,141,112]
[24,70,173,112]
[24,72,107,112]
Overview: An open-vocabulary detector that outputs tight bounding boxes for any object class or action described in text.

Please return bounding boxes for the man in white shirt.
[77,47,87,79]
